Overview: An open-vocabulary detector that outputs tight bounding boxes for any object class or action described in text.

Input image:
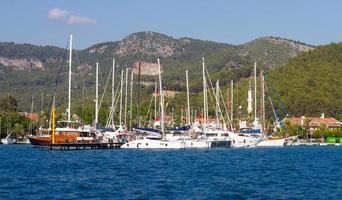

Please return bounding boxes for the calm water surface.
[0,145,342,199]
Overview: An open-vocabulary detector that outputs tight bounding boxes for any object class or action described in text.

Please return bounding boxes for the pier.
[37,142,125,150]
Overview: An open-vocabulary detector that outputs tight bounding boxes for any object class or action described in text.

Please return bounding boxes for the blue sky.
[1,0,341,48]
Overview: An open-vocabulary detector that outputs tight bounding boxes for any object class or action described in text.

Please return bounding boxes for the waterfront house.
[288,113,341,132]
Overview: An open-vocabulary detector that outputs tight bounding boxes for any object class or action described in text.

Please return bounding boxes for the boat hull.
[28,132,80,146]
[121,139,186,149]
[256,138,287,147]
[230,133,262,148]
[1,138,16,144]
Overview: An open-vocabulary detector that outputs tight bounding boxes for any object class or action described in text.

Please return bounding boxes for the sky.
[1,0,341,49]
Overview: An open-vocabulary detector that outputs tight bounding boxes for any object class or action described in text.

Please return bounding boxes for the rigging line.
[47,41,70,118]
[106,82,121,127]
[98,66,113,111]
[264,82,279,122]
[264,72,289,119]
[74,45,88,99]
[143,93,155,127]
[219,88,233,128]
[74,44,88,124]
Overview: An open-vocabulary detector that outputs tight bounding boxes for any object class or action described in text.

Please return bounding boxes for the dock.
[37,142,125,150]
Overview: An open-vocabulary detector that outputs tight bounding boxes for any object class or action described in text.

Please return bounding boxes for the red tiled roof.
[289,117,341,128]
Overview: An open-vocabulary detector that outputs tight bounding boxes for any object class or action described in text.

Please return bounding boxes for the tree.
[11,123,24,140]
[0,95,18,112]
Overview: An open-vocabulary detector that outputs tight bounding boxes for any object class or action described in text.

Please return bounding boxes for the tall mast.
[202,57,207,127]
[186,70,190,125]
[124,67,129,129]
[94,62,99,127]
[247,79,253,114]
[136,62,141,127]
[260,70,266,134]
[230,80,234,128]
[129,69,134,131]
[67,34,72,124]
[157,58,165,140]
[111,57,115,129]
[254,61,257,123]
[119,70,124,127]
[154,81,157,127]
[215,80,220,127]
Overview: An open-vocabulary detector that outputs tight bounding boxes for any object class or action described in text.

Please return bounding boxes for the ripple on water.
[1,146,342,199]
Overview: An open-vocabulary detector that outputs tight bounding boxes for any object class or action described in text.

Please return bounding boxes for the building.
[288,113,341,132]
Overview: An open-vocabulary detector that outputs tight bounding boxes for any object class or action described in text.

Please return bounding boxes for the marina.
[1,1,342,199]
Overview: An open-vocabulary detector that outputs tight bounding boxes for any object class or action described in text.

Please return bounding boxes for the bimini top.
[239,128,261,134]
[134,127,161,134]
[168,125,191,132]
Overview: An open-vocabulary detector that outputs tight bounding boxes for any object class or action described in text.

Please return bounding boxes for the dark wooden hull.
[28,132,80,146]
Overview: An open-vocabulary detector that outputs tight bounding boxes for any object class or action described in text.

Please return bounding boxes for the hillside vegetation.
[268,43,342,120]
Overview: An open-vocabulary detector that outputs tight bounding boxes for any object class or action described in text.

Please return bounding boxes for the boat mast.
[215,80,220,127]
[186,70,190,125]
[154,81,157,127]
[230,80,234,128]
[136,62,141,127]
[202,57,207,128]
[111,57,115,129]
[157,58,165,140]
[254,61,257,124]
[119,70,124,127]
[124,67,129,129]
[260,70,266,134]
[67,34,72,125]
[129,69,134,131]
[94,62,99,128]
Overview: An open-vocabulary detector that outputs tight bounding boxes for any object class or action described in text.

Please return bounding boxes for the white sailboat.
[122,58,186,149]
[230,62,262,148]
[256,70,287,147]
[1,133,16,144]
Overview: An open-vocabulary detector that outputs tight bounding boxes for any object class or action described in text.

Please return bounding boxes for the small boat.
[256,137,287,147]
[230,133,262,148]
[1,133,16,144]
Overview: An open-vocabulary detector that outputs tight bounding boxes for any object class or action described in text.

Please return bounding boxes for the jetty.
[36,142,125,150]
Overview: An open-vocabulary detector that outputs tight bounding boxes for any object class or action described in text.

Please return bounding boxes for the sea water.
[0,145,341,199]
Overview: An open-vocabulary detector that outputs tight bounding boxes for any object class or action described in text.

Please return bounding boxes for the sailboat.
[28,35,91,146]
[229,62,263,148]
[121,59,186,149]
[256,70,289,147]
[1,133,16,144]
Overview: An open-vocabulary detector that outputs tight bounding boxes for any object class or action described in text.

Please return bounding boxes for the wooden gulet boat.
[28,35,85,146]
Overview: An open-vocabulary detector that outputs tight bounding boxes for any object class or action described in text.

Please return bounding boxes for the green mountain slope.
[0,31,313,111]
[268,43,342,120]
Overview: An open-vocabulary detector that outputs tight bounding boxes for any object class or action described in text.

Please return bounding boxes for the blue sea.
[0,145,342,199]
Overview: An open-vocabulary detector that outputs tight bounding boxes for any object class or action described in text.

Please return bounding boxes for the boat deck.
[36,142,125,150]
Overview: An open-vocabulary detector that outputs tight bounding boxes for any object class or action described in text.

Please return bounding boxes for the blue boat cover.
[239,129,261,134]
[134,127,161,134]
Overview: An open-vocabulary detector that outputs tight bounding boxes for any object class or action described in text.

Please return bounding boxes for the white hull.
[230,133,262,148]
[257,138,286,147]
[1,134,16,144]
[121,138,186,149]
[183,139,209,148]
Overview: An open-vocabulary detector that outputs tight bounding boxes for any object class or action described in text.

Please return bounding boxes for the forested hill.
[268,43,342,120]
[0,31,314,110]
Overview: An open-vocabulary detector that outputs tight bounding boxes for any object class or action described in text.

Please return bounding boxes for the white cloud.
[48,8,70,19]
[67,15,97,25]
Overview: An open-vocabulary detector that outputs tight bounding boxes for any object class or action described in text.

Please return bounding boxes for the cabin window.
[146,143,148,146]
[165,143,168,146]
